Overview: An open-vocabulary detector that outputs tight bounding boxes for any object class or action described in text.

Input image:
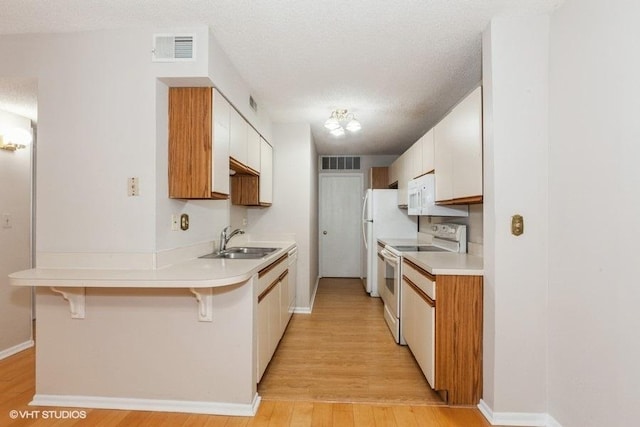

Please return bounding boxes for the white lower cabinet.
[401,258,483,405]
[257,254,293,381]
[401,277,435,388]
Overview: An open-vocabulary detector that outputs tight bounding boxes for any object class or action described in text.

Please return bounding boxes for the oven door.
[378,247,402,343]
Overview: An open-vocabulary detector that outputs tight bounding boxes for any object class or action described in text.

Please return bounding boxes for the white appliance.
[362,189,417,296]
[407,174,469,217]
[378,223,467,344]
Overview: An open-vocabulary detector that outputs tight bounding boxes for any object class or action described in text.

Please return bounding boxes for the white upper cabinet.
[212,89,230,196]
[229,107,248,166]
[247,126,261,173]
[259,138,273,205]
[421,128,435,174]
[434,86,483,203]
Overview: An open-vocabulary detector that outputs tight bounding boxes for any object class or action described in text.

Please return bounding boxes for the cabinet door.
[257,297,270,381]
[388,157,399,187]
[259,138,273,205]
[279,271,289,335]
[212,89,230,196]
[247,126,261,173]
[408,139,423,179]
[402,278,435,388]
[268,282,281,360]
[168,87,216,199]
[397,153,408,207]
[434,115,455,202]
[451,86,483,199]
[229,107,248,166]
[421,128,435,174]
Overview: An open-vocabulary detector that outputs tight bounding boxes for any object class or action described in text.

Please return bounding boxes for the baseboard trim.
[30,393,261,416]
[0,340,34,361]
[293,276,319,314]
[478,399,562,427]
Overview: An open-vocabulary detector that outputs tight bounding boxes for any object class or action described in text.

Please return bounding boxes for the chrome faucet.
[219,226,245,252]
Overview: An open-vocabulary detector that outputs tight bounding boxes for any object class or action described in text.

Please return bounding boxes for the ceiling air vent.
[321,156,361,171]
[152,34,195,62]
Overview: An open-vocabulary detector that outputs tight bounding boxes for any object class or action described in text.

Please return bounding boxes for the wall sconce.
[0,128,31,151]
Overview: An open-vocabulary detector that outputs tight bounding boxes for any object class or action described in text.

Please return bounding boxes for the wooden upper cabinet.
[168,87,229,199]
[434,86,483,204]
[231,137,273,207]
[369,167,388,189]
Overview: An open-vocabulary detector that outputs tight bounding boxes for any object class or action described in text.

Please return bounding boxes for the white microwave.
[407,174,469,217]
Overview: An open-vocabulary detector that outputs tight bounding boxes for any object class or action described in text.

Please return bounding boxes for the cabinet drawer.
[258,254,288,295]
[403,259,436,300]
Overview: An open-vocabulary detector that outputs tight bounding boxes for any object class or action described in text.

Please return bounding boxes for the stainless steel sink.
[199,247,280,260]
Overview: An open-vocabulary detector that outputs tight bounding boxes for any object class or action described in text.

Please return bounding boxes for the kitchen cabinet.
[434,86,483,204]
[259,138,273,205]
[229,107,249,170]
[168,87,230,199]
[388,158,399,188]
[247,126,261,173]
[257,254,290,381]
[396,153,409,207]
[401,258,483,405]
[421,128,435,174]
[231,138,273,207]
[369,167,389,189]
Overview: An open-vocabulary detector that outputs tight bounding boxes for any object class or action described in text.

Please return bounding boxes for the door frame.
[318,172,364,278]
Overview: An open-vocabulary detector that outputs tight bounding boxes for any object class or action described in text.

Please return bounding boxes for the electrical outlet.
[171,215,179,231]
[127,177,139,196]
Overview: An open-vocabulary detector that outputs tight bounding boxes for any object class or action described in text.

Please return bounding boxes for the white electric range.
[377,223,467,344]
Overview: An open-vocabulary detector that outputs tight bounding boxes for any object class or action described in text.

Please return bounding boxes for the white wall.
[0,27,274,267]
[482,15,549,415]
[0,109,33,357]
[547,0,640,425]
[246,123,318,310]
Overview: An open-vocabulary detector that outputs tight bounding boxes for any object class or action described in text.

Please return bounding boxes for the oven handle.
[379,248,400,265]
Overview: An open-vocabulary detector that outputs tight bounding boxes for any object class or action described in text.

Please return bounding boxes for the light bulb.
[330,127,346,137]
[324,117,340,130]
[346,119,361,132]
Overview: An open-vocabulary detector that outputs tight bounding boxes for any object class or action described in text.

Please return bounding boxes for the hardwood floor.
[0,278,492,426]
[259,278,443,404]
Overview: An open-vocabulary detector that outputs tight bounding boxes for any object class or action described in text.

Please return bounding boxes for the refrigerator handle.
[362,192,369,250]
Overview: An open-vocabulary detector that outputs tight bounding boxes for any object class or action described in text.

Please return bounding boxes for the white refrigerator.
[361,189,417,296]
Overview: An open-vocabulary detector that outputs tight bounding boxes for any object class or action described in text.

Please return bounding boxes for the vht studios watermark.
[8,409,87,420]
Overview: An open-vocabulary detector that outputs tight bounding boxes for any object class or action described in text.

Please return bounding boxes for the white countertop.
[403,252,483,276]
[378,237,483,276]
[9,241,296,289]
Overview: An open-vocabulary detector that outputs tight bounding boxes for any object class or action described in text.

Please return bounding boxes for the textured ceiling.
[0,0,562,154]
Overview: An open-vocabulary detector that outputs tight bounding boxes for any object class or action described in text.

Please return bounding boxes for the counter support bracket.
[50,287,86,319]
[189,288,213,322]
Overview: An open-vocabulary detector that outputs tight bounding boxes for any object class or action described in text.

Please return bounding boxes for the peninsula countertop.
[9,241,296,289]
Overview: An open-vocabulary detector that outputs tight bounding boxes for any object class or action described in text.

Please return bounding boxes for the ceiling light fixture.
[324,109,361,137]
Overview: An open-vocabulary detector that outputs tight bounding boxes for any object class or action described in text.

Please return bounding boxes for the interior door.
[319,174,363,277]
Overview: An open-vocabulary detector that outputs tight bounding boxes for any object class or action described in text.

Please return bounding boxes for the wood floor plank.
[371,405,397,427]
[352,404,376,426]
[310,402,333,427]
[331,403,354,427]
[289,401,313,427]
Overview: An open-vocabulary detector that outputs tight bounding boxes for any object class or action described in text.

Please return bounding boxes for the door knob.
[323,231,327,235]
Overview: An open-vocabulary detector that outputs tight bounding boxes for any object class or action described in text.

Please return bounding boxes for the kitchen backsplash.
[418,204,483,256]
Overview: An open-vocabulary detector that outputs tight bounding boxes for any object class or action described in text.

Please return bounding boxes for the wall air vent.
[321,156,361,171]
[249,95,258,112]
[152,34,195,62]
